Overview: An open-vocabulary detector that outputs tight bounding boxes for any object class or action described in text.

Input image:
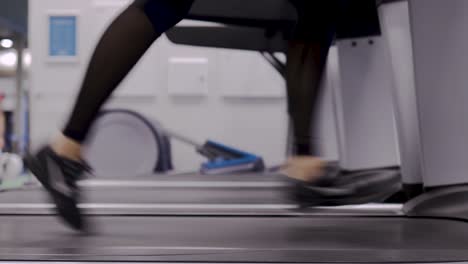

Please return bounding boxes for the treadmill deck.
[0,215,467,263]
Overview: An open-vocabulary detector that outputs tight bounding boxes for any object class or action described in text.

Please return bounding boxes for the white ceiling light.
[0,39,13,49]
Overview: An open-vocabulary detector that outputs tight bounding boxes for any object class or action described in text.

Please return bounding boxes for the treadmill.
[4,0,468,262]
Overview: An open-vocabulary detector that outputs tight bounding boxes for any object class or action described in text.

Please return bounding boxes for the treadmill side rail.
[404,185,468,221]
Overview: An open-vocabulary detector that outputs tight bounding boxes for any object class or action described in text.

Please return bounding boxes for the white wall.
[28,0,294,170]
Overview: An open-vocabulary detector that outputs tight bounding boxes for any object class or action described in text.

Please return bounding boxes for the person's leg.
[284,41,330,182]
[286,40,331,156]
[55,0,194,161]
[284,0,338,182]
[26,0,194,231]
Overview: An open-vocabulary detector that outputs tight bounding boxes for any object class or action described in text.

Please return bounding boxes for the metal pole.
[13,36,25,154]
[164,129,202,148]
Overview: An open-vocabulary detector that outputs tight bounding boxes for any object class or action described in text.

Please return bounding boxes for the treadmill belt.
[1,215,468,262]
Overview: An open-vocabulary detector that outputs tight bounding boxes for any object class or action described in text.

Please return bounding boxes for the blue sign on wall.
[49,16,77,57]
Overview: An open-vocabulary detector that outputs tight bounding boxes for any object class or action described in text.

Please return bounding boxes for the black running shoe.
[288,164,351,208]
[289,166,401,208]
[25,146,89,231]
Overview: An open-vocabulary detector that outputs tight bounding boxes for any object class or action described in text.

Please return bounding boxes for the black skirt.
[336,0,381,39]
[290,0,381,40]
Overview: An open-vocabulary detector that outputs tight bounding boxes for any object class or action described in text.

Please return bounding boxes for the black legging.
[63,0,194,142]
[63,0,340,157]
[287,1,341,154]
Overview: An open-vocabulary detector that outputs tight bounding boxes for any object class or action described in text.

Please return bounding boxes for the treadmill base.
[0,215,467,263]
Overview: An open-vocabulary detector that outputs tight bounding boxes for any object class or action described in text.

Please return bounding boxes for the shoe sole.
[24,154,85,231]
